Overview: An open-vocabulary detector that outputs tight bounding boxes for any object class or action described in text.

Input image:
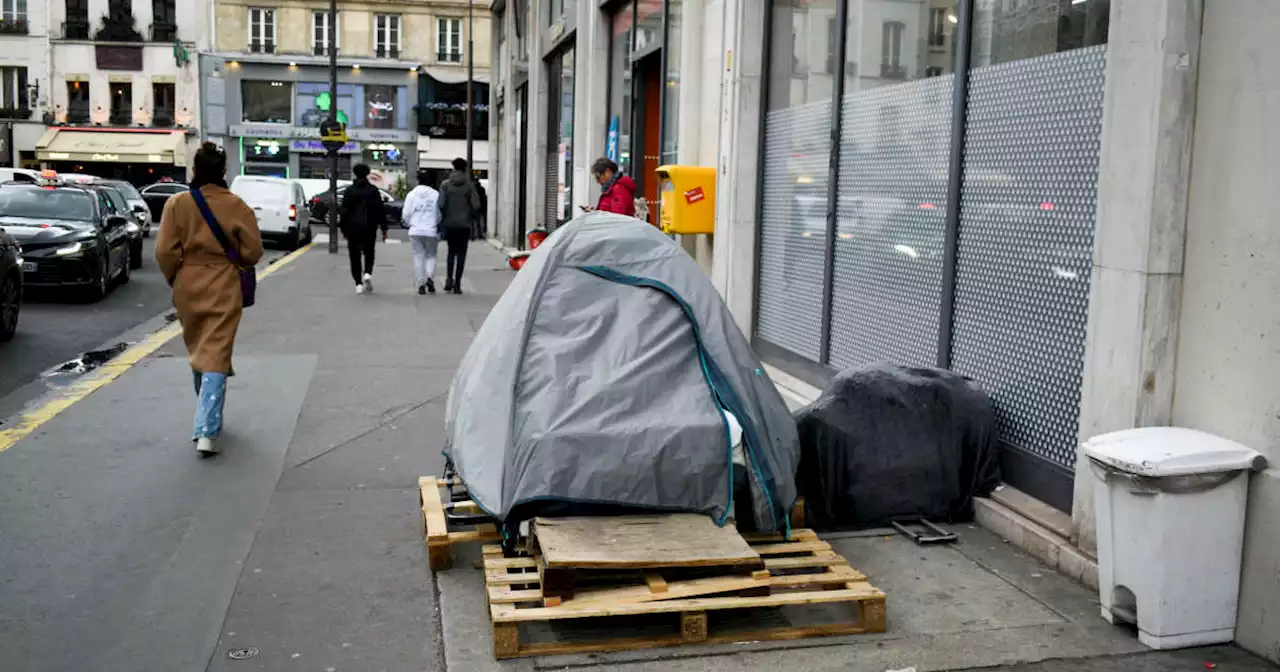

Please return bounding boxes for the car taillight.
[289,205,297,221]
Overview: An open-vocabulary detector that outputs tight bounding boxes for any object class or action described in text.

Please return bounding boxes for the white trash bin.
[1082,427,1266,650]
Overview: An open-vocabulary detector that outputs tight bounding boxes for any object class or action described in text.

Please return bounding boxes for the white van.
[230,176,312,249]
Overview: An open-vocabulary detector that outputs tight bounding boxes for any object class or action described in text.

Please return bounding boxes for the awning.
[37,129,188,166]
[421,66,491,85]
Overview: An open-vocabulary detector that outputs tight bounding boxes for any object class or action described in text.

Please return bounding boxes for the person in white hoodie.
[402,168,442,294]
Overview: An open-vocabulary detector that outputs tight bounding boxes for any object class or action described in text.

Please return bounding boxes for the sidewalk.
[0,236,1274,672]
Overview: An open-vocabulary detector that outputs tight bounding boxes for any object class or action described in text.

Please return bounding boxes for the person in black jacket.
[340,164,388,294]
[438,158,481,294]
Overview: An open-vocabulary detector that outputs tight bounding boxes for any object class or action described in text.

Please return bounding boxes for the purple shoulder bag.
[191,187,257,308]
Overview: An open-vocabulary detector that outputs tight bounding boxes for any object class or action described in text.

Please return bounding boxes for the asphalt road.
[0,237,172,413]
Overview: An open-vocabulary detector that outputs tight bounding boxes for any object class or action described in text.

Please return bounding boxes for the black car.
[140,181,189,222]
[309,186,405,228]
[0,182,132,301]
[0,226,20,341]
[88,183,145,269]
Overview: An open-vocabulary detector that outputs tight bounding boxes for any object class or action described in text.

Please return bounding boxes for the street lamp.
[466,0,474,172]
[327,0,340,254]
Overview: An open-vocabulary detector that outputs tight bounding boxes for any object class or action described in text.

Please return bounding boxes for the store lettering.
[92,153,120,161]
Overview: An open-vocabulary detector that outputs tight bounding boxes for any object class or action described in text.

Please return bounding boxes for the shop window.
[295,82,355,127]
[109,81,133,125]
[64,0,89,39]
[152,82,175,126]
[438,18,462,63]
[635,0,661,55]
[312,10,339,57]
[970,0,1109,67]
[418,74,488,141]
[66,80,90,123]
[375,14,401,59]
[242,80,291,124]
[661,0,682,165]
[151,0,176,42]
[249,7,275,54]
[606,2,634,176]
[364,85,400,129]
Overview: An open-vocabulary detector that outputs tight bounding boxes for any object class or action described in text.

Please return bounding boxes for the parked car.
[99,180,153,237]
[230,175,313,250]
[140,181,189,222]
[309,186,404,228]
[0,226,20,341]
[0,180,131,301]
[87,183,145,269]
[0,168,40,184]
[295,178,351,201]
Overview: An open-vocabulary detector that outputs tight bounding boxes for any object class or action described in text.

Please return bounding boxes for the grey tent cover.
[444,213,800,533]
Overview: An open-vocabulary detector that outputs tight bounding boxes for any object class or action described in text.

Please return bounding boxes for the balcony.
[376,47,400,59]
[879,63,907,80]
[0,18,28,35]
[152,109,175,127]
[67,105,91,124]
[250,41,276,54]
[109,108,133,126]
[0,107,31,120]
[437,50,462,63]
[150,22,177,42]
[62,20,91,40]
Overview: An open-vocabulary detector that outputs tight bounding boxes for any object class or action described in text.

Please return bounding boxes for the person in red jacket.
[590,157,637,217]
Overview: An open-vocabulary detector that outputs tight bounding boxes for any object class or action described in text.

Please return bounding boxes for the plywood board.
[532,515,762,570]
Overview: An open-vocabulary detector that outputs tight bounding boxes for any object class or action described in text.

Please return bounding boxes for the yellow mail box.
[656,165,716,235]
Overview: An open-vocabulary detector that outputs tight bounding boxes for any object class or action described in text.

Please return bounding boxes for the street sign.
[318,120,348,152]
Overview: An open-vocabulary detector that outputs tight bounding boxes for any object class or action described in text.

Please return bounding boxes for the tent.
[444,213,799,537]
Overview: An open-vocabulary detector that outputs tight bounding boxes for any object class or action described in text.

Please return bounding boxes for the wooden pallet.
[419,476,502,571]
[483,529,887,659]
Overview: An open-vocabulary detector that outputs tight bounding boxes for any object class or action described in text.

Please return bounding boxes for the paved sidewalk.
[0,236,1275,672]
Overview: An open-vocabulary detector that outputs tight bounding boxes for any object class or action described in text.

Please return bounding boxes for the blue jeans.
[192,371,228,440]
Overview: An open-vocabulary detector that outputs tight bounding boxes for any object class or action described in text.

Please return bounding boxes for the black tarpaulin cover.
[795,363,1001,530]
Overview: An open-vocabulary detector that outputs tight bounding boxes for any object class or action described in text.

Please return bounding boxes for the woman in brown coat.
[155,142,264,456]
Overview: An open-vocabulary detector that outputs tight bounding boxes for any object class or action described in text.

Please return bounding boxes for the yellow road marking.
[0,242,315,453]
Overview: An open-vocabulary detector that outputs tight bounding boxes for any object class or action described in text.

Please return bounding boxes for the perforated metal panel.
[952,45,1107,469]
[756,101,832,360]
[829,76,954,370]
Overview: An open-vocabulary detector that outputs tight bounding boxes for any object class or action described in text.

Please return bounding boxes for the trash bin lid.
[1082,427,1266,477]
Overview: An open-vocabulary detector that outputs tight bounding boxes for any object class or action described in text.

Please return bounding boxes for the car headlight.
[55,241,86,257]
[126,221,140,234]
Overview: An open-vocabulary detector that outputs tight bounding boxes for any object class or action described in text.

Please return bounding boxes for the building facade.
[488,0,1279,663]
[0,0,51,170]
[202,0,491,192]
[36,0,209,182]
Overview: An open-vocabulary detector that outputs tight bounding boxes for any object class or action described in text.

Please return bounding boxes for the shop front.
[35,127,189,183]
[754,0,1109,511]
[417,71,490,189]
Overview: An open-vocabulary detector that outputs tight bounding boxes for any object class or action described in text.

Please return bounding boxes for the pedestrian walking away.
[438,157,481,295]
[155,142,265,456]
[340,163,389,295]
[403,167,441,295]
[590,157,638,217]
[473,178,488,241]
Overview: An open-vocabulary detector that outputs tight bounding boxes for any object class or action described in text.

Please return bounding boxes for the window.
[375,14,401,58]
[437,18,462,63]
[249,8,276,53]
[295,82,356,127]
[928,8,948,48]
[152,82,175,126]
[64,0,89,38]
[66,80,90,122]
[881,21,905,79]
[1,67,27,114]
[110,81,133,125]
[364,85,400,129]
[1,0,27,33]
[312,11,338,57]
[825,16,837,75]
[151,0,176,41]
[241,80,291,124]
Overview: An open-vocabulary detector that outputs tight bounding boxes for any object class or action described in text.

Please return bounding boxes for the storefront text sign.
[290,139,360,154]
[230,125,412,144]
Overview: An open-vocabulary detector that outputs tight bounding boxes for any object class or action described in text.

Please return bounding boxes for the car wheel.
[130,238,143,269]
[118,246,131,285]
[87,249,110,302]
[0,273,19,342]
[288,226,302,251]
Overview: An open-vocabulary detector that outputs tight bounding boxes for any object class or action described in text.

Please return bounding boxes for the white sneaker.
[356,283,365,295]
[196,437,218,456]
[362,273,374,293]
